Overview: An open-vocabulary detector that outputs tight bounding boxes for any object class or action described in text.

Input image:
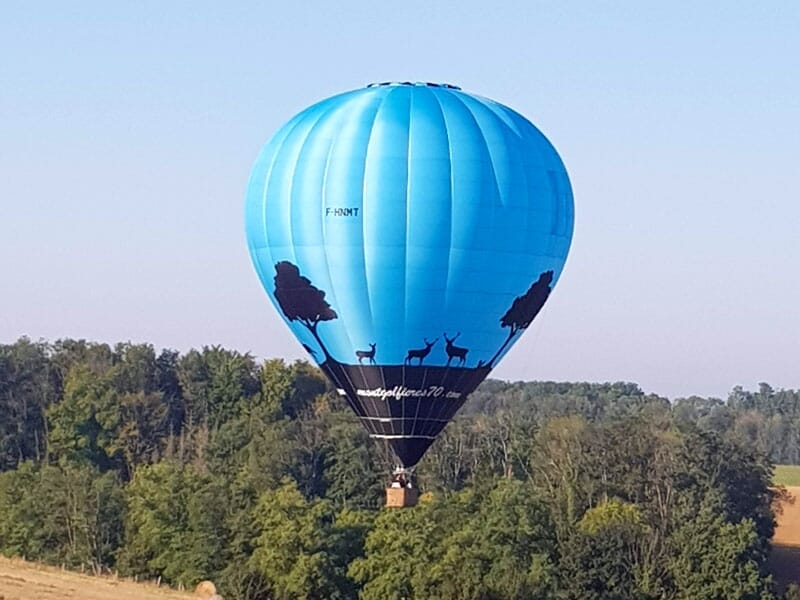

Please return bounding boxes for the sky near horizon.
[2,2,798,400]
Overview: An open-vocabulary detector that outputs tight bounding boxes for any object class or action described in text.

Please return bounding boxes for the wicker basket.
[385,486,419,508]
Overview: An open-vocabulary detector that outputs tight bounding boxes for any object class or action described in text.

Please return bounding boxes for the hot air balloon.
[245,82,573,506]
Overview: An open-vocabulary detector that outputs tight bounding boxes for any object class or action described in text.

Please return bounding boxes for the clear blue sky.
[2,2,798,399]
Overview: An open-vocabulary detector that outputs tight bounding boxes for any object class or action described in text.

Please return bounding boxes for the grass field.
[774,465,800,487]
[0,556,196,600]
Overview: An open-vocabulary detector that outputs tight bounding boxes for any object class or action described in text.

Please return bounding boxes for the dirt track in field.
[771,486,800,593]
[0,557,195,600]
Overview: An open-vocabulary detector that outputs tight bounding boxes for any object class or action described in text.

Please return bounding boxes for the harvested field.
[0,556,195,600]
[771,485,800,593]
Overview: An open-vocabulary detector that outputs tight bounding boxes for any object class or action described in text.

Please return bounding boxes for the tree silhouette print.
[273,261,337,361]
[486,270,554,367]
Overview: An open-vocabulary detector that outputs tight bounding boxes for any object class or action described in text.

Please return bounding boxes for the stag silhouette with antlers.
[404,338,438,365]
[443,332,469,366]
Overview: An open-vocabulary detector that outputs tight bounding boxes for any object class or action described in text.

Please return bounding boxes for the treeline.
[0,337,795,599]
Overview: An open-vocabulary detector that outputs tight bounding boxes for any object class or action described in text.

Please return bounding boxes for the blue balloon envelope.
[245,82,573,467]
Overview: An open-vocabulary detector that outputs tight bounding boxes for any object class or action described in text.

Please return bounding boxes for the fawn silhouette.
[405,338,438,365]
[355,343,377,365]
[443,332,469,366]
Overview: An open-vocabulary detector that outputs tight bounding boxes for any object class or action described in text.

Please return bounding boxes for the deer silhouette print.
[355,343,377,365]
[443,332,469,366]
[405,338,438,365]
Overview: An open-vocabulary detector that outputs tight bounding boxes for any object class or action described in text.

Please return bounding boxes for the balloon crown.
[366,81,462,90]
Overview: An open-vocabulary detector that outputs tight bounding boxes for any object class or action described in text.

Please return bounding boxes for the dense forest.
[1,337,799,599]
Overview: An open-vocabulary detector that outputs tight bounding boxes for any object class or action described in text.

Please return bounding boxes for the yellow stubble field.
[771,485,800,593]
[0,557,195,600]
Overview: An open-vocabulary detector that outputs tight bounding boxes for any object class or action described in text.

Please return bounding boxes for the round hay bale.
[194,580,217,598]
